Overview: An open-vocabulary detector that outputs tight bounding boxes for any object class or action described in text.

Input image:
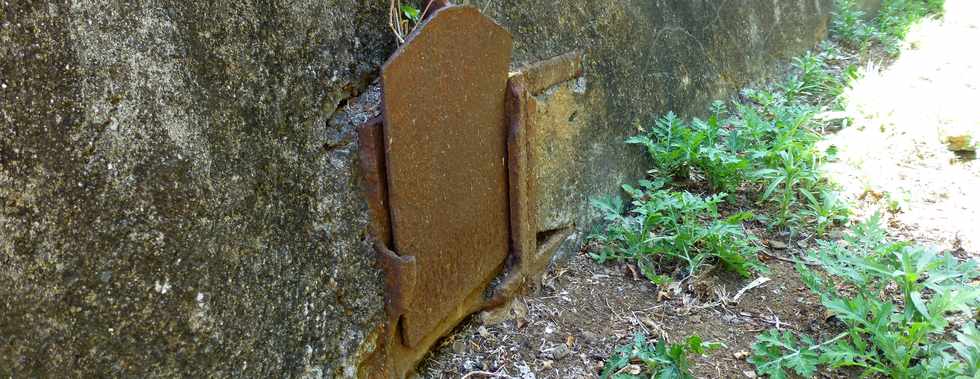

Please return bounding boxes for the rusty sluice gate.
[357,3,583,376]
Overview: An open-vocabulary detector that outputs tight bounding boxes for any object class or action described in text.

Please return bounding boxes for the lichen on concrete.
[1,1,391,376]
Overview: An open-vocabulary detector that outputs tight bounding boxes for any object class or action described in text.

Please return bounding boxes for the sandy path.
[825,0,980,255]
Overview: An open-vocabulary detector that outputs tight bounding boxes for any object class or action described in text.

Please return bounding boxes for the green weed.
[589,180,764,280]
[627,108,748,193]
[833,0,946,56]
[796,188,850,236]
[751,215,980,378]
[601,334,722,379]
[400,4,421,23]
[832,0,877,50]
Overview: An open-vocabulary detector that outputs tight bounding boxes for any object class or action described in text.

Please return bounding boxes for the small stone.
[626,364,642,375]
[477,325,490,338]
[452,341,466,354]
[733,350,751,360]
[552,344,570,360]
[582,331,599,344]
[769,240,788,250]
[743,370,758,378]
[542,344,571,361]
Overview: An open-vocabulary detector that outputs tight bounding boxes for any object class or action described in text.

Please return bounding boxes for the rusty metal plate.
[381,5,513,348]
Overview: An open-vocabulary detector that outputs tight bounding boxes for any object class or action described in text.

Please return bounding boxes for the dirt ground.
[419,2,978,377]
[418,252,837,378]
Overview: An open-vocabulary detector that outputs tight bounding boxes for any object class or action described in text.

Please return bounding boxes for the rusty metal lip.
[510,51,584,95]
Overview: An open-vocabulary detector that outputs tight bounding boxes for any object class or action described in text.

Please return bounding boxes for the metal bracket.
[356,5,584,375]
[485,51,584,308]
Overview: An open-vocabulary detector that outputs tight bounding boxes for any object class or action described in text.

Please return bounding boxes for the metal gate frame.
[356,3,583,376]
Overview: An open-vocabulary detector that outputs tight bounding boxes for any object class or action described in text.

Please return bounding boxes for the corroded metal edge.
[357,116,392,247]
[483,75,535,309]
[358,115,419,334]
[484,51,584,309]
[420,0,452,22]
[380,3,513,348]
[356,116,421,379]
[520,51,584,96]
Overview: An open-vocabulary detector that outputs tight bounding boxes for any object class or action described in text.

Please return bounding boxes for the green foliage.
[796,188,850,236]
[751,330,822,379]
[752,149,821,227]
[400,4,421,23]
[751,215,980,378]
[601,334,722,379]
[733,86,841,231]
[589,180,764,280]
[627,107,748,193]
[832,0,877,50]
[833,0,946,55]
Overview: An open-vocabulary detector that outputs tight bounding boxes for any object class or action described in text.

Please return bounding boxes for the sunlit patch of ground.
[823,0,980,255]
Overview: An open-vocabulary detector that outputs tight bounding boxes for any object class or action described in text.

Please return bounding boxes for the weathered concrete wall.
[2,0,834,376]
[1,1,390,377]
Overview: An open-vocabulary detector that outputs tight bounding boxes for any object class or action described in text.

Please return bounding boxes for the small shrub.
[628,108,749,193]
[589,181,764,280]
[751,215,980,378]
[796,188,850,235]
[832,0,877,50]
[601,334,722,379]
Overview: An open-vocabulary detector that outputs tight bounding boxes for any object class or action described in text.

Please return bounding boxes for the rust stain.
[357,116,392,246]
[381,5,513,349]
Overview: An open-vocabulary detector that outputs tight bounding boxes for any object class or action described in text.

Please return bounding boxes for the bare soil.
[419,249,840,378]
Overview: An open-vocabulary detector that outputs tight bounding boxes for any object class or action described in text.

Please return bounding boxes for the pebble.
[551,344,570,360]
[451,341,466,354]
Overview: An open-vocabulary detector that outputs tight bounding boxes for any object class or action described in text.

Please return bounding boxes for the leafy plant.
[796,188,850,235]
[400,4,421,23]
[751,215,980,378]
[589,180,764,280]
[601,334,722,379]
[752,149,820,227]
[628,109,750,193]
[833,0,876,49]
[627,112,705,181]
[832,0,946,56]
